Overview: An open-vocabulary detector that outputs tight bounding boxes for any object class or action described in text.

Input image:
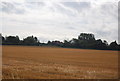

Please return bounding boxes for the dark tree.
[109,41,119,50]
[2,36,5,45]
[1,33,119,51]
[0,34,2,45]
[103,40,108,46]
[47,41,52,45]
[93,39,108,50]
[70,38,80,48]
[23,36,40,46]
[47,40,63,47]
[77,33,96,49]
[78,33,95,41]
[5,36,20,45]
[63,40,71,47]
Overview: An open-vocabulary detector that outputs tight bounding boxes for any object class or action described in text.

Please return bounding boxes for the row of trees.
[1,35,40,46]
[0,33,120,50]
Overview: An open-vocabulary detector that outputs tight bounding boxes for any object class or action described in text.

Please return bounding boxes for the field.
[2,45,118,79]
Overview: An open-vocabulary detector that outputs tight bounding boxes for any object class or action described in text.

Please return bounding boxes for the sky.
[0,0,119,43]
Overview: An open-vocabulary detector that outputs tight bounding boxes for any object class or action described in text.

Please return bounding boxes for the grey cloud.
[62,2,91,11]
[1,1,118,43]
[54,4,75,16]
[95,30,110,37]
[100,3,118,19]
[25,2,44,10]
[1,2,25,14]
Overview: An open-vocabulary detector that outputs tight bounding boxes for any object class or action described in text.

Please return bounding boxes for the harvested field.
[2,45,118,79]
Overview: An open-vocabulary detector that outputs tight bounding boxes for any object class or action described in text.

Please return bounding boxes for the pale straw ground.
[2,46,118,79]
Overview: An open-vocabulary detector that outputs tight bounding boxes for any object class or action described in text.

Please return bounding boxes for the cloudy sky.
[0,0,119,43]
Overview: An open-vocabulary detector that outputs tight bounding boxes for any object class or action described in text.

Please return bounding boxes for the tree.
[2,36,5,45]
[77,33,96,49]
[78,33,95,41]
[103,40,108,46]
[93,39,108,50]
[5,36,20,45]
[47,40,63,47]
[1,33,119,51]
[109,41,118,50]
[70,38,81,48]
[63,40,71,47]
[47,41,51,45]
[0,34,2,45]
[23,36,40,46]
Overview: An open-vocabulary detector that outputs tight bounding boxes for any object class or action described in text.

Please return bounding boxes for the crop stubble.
[2,46,118,79]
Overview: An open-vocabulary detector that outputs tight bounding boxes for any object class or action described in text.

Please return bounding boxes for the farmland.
[2,45,118,79]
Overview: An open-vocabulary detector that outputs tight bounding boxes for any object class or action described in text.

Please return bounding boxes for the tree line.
[0,33,120,50]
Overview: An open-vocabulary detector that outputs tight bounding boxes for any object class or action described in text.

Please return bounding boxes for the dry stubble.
[2,46,118,79]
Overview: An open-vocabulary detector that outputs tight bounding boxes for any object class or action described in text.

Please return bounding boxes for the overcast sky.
[0,0,119,43]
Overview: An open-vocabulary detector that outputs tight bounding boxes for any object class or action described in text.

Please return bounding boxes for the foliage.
[0,33,119,50]
[22,36,40,46]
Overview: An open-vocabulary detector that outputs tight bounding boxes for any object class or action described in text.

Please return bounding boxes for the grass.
[2,45,118,79]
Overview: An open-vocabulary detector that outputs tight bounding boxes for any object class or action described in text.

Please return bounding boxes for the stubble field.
[2,46,118,79]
